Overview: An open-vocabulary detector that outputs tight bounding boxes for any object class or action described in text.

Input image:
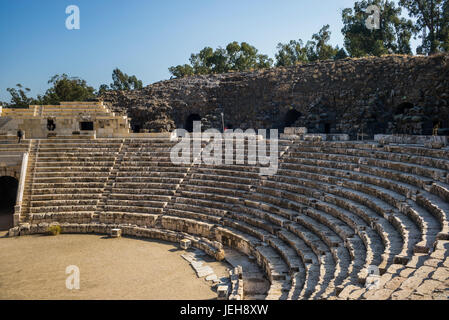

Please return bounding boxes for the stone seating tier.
[6,137,449,301]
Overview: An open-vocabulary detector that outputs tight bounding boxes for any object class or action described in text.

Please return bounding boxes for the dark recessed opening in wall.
[395,102,414,115]
[185,114,202,133]
[283,109,302,130]
[80,121,94,131]
[47,119,56,131]
[132,124,141,133]
[324,123,331,134]
[0,176,18,230]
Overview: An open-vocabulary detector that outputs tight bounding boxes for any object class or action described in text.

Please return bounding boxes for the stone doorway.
[80,121,94,131]
[185,114,202,133]
[283,109,302,131]
[0,176,18,230]
[395,102,414,115]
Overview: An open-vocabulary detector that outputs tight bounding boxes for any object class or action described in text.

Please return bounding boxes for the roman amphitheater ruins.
[1,54,449,300]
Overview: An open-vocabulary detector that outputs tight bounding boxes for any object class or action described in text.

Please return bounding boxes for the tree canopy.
[6,84,37,107]
[399,0,449,54]
[99,68,144,93]
[39,74,96,105]
[342,0,414,57]
[275,25,346,67]
[169,42,273,78]
[5,75,96,107]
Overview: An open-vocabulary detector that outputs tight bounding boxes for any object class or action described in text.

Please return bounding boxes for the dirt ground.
[0,233,230,300]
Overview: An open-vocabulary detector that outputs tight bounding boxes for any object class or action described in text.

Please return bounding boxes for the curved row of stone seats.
[275,165,421,258]
[240,139,448,299]
[280,141,449,297]
[160,212,292,299]
[213,224,292,300]
[279,158,441,252]
[199,141,373,298]
[16,136,449,300]
[361,239,449,300]
[102,139,192,218]
[220,140,430,298]
[282,160,428,251]
[285,142,449,239]
[220,141,354,298]
[23,139,123,222]
[294,144,449,188]
[246,183,362,299]
[266,168,406,268]
[15,137,295,299]
[169,192,294,300]
[363,145,449,172]
[164,140,313,299]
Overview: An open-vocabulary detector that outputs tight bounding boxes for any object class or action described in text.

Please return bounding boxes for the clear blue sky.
[0,0,412,102]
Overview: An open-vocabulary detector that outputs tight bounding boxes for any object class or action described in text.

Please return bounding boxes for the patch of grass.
[47,225,61,236]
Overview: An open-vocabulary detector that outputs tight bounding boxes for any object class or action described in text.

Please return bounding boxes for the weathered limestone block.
[180,238,191,250]
[111,228,122,238]
[338,285,360,300]
[303,135,323,142]
[391,289,414,300]
[415,279,442,296]
[8,227,19,237]
[284,127,307,135]
[385,276,407,291]
[161,216,214,238]
[217,285,229,300]
[363,288,394,300]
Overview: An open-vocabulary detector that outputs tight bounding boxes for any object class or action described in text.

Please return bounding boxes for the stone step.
[104,205,164,214]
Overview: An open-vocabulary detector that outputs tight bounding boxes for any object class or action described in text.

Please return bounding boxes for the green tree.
[189,47,215,75]
[275,40,309,67]
[40,74,96,105]
[109,68,143,91]
[306,25,339,61]
[6,84,38,107]
[442,0,449,51]
[168,64,195,79]
[97,84,110,96]
[169,42,272,78]
[335,47,349,60]
[226,42,272,72]
[275,25,343,66]
[342,0,414,57]
[399,0,448,54]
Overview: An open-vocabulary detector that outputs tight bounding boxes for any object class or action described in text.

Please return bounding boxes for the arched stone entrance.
[0,176,18,230]
[394,102,414,115]
[283,109,302,130]
[324,122,331,134]
[185,114,202,133]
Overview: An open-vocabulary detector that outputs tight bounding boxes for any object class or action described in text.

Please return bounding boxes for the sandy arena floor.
[0,233,230,300]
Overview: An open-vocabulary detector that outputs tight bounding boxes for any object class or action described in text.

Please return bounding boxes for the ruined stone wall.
[101,54,449,139]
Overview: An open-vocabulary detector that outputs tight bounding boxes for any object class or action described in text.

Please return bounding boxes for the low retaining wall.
[8,222,225,261]
[375,134,448,145]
